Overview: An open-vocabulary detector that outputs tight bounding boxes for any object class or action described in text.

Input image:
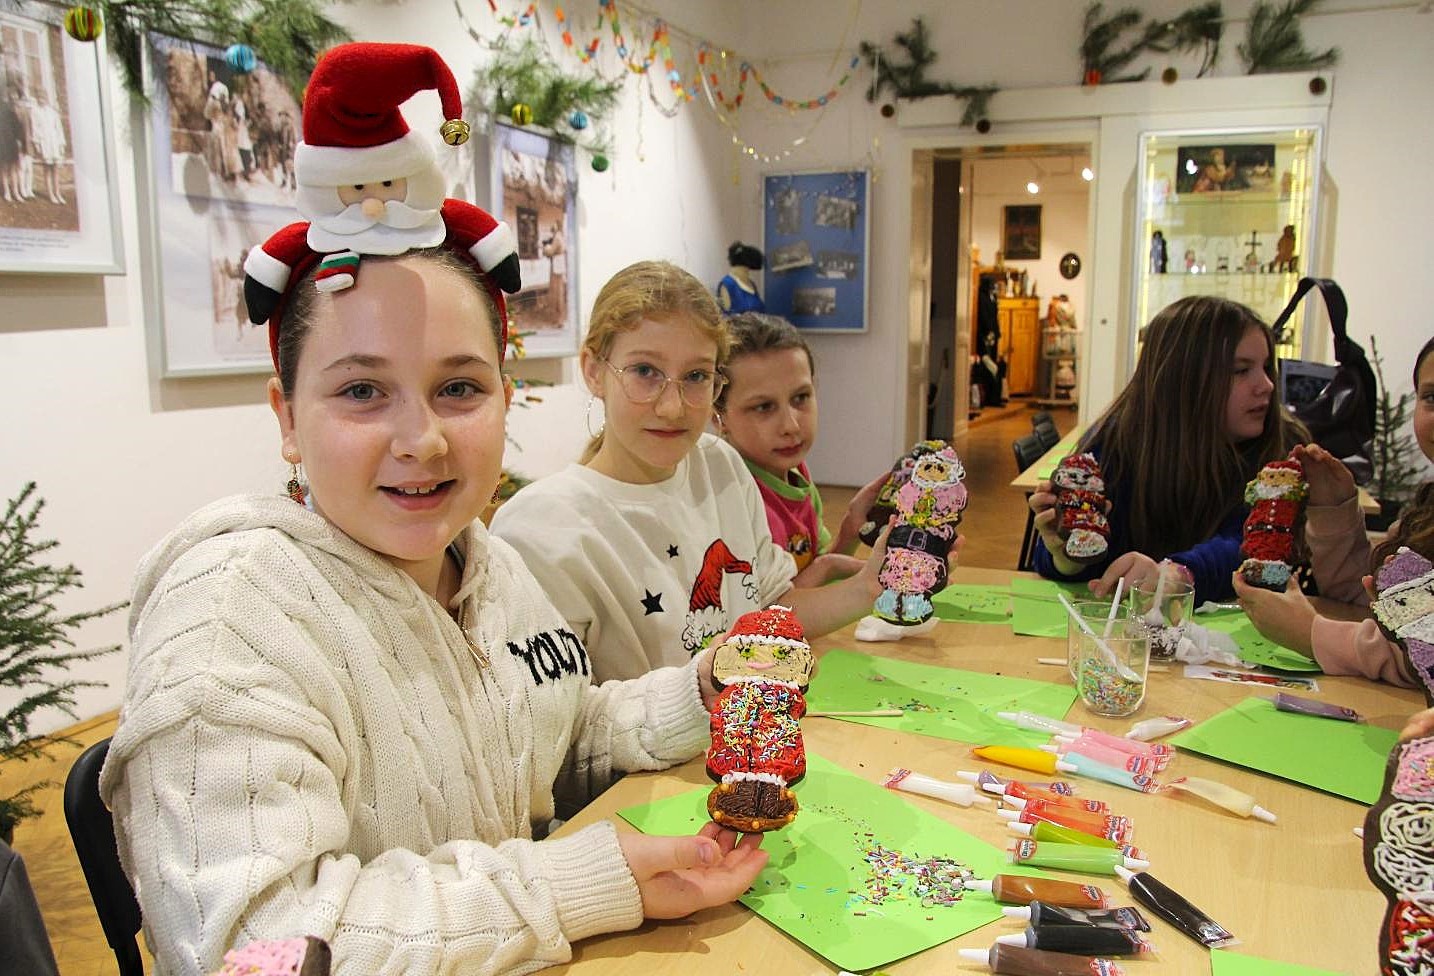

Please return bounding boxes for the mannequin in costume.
[716,242,765,315]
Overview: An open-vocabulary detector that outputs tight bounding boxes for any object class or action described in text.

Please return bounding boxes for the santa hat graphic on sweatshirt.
[682,539,758,655]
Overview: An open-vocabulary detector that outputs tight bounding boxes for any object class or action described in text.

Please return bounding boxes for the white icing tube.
[1161,776,1276,822]
[1124,716,1192,741]
[883,767,992,807]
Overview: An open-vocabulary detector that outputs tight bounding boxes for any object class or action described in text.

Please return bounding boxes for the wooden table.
[1009,431,1380,514]
[551,567,1418,975]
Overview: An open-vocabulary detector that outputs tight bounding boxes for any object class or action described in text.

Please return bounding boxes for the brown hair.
[714,312,814,411]
[580,260,728,462]
[1085,295,1308,557]
[1371,335,1434,566]
[275,248,502,397]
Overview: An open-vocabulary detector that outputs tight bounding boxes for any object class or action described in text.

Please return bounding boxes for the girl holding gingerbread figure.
[1030,295,1307,604]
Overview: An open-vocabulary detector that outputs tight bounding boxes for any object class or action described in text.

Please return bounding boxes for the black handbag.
[1271,278,1378,484]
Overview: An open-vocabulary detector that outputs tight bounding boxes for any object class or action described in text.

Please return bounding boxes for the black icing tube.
[1113,865,1238,948]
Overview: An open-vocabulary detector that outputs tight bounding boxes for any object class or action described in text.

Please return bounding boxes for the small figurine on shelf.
[1267,225,1297,274]
[1185,248,1198,273]
[1149,230,1168,273]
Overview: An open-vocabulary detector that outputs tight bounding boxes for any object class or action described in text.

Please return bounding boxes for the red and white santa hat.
[728,606,809,651]
[295,42,463,186]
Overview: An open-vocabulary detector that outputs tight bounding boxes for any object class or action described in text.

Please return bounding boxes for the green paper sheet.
[806,648,1078,748]
[1209,947,1343,975]
[1170,696,1399,804]
[1197,610,1322,672]
[619,753,1035,971]
[931,584,1012,624]
[1010,577,1093,638]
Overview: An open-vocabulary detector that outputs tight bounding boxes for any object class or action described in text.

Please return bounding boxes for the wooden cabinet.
[998,296,1041,396]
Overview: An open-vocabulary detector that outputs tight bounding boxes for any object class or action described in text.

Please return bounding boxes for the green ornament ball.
[591,154,610,172]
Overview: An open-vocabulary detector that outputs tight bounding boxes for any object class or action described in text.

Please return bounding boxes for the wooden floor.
[9,400,1071,972]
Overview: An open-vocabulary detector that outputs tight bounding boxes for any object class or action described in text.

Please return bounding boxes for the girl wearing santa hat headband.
[492,260,911,684]
[101,43,766,976]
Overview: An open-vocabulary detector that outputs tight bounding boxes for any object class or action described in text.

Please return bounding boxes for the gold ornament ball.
[64,6,104,42]
[510,103,533,126]
[1161,67,1179,85]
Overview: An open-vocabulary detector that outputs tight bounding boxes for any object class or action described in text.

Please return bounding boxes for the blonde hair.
[580,260,729,462]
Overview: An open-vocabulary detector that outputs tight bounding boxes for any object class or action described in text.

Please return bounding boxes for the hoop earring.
[585,395,605,439]
[286,462,307,506]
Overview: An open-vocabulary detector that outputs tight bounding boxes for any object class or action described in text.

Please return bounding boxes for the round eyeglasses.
[599,357,728,407]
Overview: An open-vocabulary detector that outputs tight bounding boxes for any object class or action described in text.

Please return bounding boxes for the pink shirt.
[746,461,830,571]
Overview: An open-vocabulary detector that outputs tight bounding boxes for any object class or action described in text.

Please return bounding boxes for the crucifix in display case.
[1243,230,1262,272]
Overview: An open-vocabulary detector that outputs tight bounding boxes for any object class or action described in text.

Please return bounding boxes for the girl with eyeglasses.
[491,260,895,682]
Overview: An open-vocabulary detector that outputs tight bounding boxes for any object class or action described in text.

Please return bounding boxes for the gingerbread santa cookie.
[706,606,814,832]
[1051,453,1110,563]
[1238,458,1308,591]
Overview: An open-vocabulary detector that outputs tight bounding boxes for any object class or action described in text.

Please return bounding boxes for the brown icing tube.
[1113,865,1237,948]
[965,874,1110,908]
[958,944,1126,975]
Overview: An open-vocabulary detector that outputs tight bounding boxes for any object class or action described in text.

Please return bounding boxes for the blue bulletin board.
[762,170,869,333]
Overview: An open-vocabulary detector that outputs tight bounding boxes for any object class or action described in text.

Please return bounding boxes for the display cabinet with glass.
[1133,127,1322,361]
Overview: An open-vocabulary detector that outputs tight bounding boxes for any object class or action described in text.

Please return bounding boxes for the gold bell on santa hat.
[440,118,471,146]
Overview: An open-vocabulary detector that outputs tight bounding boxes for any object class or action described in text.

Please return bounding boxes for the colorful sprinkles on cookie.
[1238,458,1308,591]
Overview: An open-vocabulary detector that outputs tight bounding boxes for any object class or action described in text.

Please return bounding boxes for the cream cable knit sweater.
[99,495,710,975]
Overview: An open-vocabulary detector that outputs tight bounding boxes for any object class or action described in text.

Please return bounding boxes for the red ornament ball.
[64,6,104,42]
[1083,68,1102,86]
[1309,76,1328,95]
[1162,67,1178,85]
[879,103,895,118]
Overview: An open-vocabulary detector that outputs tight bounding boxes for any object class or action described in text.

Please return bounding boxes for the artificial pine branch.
[0,482,123,832]
[1143,1,1224,76]
[470,38,622,155]
[1369,337,1424,506]
[1240,0,1339,74]
[858,18,997,126]
[1080,3,1151,84]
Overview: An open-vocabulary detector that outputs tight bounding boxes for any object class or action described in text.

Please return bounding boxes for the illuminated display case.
[1133,126,1323,361]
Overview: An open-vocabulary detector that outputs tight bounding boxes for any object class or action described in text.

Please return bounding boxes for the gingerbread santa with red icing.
[1239,458,1308,591]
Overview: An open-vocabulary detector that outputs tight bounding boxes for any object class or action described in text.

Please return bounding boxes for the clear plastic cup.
[1066,599,1131,681]
[1075,624,1150,717]
[1130,578,1195,660]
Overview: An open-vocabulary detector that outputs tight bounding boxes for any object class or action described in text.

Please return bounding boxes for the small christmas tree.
[1369,336,1424,512]
[0,483,122,840]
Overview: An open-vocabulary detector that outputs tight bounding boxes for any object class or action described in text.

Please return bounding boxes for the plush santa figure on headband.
[243,43,519,327]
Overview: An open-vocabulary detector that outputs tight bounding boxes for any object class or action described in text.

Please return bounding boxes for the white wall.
[5,0,1433,729]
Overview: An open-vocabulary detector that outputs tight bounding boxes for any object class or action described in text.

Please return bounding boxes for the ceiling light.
[1081,166,1095,181]
[1026,180,1040,194]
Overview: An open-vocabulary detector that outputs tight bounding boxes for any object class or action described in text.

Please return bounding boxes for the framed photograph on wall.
[141,33,303,376]
[1175,143,1277,194]
[0,1,123,273]
[762,169,869,333]
[1002,204,1041,261]
[487,122,578,358]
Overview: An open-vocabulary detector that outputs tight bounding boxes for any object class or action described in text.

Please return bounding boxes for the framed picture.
[0,1,123,273]
[762,169,869,333]
[1002,204,1042,261]
[1175,143,1277,194]
[487,122,577,358]
[141,33,302,376]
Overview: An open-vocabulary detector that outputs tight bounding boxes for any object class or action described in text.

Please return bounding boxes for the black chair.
[64,738,144,976]
[1033,419,1061,451]
[1013,433,1048,571]
[1030,410,1054,429]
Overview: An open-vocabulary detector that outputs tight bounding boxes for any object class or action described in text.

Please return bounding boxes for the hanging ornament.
[63,7,103,42]
[975,118,992,134]
[879,103,895,118]
[1309,76,1328,95]
[510,103,533,126]
[1162,67,1179,84]
[569,109,590,130]
[591,154,610,172]
[225,43,258,75]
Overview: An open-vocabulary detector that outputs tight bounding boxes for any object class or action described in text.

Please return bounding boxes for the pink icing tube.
[1042,741,1164,776]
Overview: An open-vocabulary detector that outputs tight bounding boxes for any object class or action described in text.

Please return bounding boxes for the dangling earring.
[585,395,605,438]
[286,463,306,505]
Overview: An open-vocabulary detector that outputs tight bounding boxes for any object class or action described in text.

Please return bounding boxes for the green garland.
[470,38,621,154]
[858,18,997,126]
[1143,2,1223,77]
[1080,4,1151,84]
[1240,0,1338,75]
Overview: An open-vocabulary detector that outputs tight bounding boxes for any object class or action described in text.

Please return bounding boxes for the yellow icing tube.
[973,745,1061,775]
[1162,776,1276,822]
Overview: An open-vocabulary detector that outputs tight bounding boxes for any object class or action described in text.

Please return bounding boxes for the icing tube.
[958,769,1079,798]
[1271,691,1363,723]
[995,787,1108,813]
[882,767,991,807]
[1160,776,1277,823]
[996,921,1155,956]
[1003,900,1152,931]
[958,945,1127,976]
[974,745,1062,775]
[1113,865,1237,948]
[1060,727,1174,758]
[1007,820,1142,858]
[1125,715,1191,741]
[1042,741,1163,776]
[1009,839,1149,875]
[964,874,1111,908]
[997,803,1134,843]
[1054,753,1161,793]
[997,710,1084,737]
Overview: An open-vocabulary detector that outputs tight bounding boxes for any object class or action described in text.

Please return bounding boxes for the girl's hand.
[793,552,864,588]
[1231,572,1316,656]
[833,471,891,554]
[852,521,893,602]
[617,823,769,919]
[1292,444,1357,507]
[1088,551,1167,597]
[1400,707,1434,742]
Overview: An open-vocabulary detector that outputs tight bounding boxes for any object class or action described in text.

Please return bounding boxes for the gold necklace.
[458,597,489,669]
